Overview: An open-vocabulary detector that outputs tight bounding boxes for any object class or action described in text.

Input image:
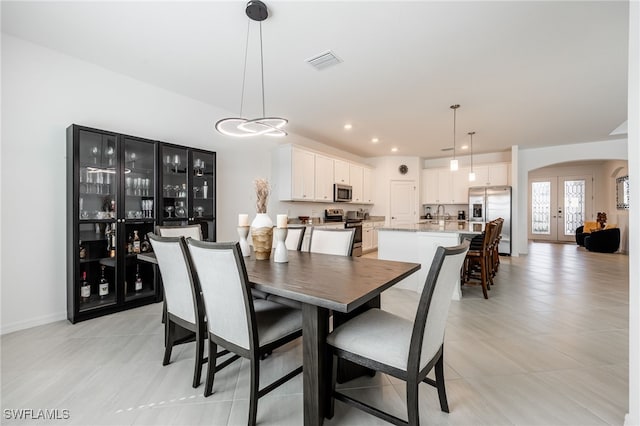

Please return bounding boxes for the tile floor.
[1,242,629,425]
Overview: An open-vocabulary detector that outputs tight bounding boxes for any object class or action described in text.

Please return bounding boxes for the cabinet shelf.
[124,288,156,302]
[78,294,118,312]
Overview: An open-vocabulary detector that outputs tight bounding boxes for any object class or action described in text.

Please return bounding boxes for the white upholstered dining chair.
[308,227,355,256]
[156,224,203,240]
[147,234,239,388]
[326,240,470,426]
[185,239,303,426]
[284,225,306,251]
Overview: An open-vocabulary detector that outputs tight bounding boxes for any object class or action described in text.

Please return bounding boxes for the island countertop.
[379,221,483,234]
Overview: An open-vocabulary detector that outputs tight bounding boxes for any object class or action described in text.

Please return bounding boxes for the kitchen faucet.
[436,204,445,220]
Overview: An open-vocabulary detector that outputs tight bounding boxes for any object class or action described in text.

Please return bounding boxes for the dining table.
[243,250,420,426]
[139,249,420,426]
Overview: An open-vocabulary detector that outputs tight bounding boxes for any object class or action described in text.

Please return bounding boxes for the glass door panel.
[78,130,118,220]
[191,151,216,241]
[123,137,156,220]
[123,222,156,302]
[78,222,118,311]
[529,175,591,242]
[161,146,189,222]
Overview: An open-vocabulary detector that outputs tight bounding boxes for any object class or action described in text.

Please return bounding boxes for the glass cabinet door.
[77,129,118,311]
[160,146,189,223]
[191,150,216,241]
[123,136,157,302]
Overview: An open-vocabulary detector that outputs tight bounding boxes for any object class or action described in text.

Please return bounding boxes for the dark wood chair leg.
[204,340,217,397]
[435,353,449,413]
[407,378,420,426]
[248,356,260,426]
[193,333,205,388]
[480,258,489,299]
[326,354,338,419]
[163,320,174,366]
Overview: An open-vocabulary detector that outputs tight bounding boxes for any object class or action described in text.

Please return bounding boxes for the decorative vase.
[251,213,274,260]
[273,227,289,263]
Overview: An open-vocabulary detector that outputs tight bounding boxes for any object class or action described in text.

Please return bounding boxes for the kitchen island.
[378,221,482,300]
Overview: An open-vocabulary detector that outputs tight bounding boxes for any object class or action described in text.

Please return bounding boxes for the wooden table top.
[245,251,420,313]
[139,250,420,313]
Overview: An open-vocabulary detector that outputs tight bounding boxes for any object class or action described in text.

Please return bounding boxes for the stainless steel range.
[324,209,363,257]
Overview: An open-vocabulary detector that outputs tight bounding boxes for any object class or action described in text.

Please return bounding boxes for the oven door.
[345,221,362,257]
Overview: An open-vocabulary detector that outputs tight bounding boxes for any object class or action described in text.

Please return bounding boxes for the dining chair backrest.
[156,224,203,241]
[410,240,469,371]
[186,240,255,351]
[148,234,198,324]
[284,226,306,251]
[309,228,355,256]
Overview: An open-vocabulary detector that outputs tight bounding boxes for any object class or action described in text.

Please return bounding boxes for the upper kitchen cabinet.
[473,163,509,186]
[315,154,334,202]
[349,163,364,203]
[362,167,374,204]
[274,144,374,204]
[275,145,315,201]
[334,159,350,184]
[422,168,439,204]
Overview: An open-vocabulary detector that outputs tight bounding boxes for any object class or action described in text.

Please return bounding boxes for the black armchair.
[584,228,620,253]
[575,226,586,246]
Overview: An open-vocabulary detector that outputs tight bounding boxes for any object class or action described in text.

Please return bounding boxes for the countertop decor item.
[251,178,273,259]
[215,1,287,138]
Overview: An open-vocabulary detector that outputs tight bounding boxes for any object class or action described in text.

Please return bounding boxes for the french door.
[529,175,592,242]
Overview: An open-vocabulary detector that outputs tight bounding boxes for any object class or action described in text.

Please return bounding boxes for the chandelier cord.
[259,21,265,118]
[453,107,457,160]
[239,19,250,118]
[470,133,473,171]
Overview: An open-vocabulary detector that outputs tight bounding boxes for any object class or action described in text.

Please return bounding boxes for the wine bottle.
[127,233,133,254]
[135,264,143,292]
[79,240,86,259]
[80,271,91,302]
[109,229,116,258]
[133,230,141,254]
[99,265,109,297]
[140,234,151,253]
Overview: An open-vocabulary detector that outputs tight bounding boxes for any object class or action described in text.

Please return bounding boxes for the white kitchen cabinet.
[276,145,315,201]
[473,163,509,186]
[350,163,364,203]
[452,166,470,203]
[314,154,334,202]
[334,159,350,184]
[372,221,383,249]
[292,148,315,200]
[488,163,509,186]
[437,169,453,203]
[422,169,439,204]
[363,167,374,204]
[362,222,374,252]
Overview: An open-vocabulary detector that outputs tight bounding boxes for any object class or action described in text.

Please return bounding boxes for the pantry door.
[529,176,592,242]
[390,181,417,227]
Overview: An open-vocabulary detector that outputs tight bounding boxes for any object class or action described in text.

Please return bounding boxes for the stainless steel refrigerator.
[468,186,512,255]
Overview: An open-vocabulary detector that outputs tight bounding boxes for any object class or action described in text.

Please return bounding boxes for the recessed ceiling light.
[371,138,379,143]
[461,145,469,150]
[344,123,352,130]
[391,147,398,152]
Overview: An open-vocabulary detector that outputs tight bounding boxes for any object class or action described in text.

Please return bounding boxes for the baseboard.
[1,311,67,335]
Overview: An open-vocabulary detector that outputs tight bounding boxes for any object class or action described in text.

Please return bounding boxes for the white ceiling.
[1,1,629,159]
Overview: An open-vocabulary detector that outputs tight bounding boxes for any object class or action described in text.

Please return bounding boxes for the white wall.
[626,1,639,424]
[368,156,422,225]
[0,35,362,333]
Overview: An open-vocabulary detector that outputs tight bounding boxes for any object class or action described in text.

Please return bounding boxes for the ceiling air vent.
[306,50,343,70]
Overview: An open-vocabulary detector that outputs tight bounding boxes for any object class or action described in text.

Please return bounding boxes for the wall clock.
[398,164,409,175]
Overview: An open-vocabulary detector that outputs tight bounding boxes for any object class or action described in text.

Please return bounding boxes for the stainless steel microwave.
[334,184,352,202]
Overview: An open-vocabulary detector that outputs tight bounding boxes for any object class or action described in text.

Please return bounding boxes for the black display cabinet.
[66,125,216,323]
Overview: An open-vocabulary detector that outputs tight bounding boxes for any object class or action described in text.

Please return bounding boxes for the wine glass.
[195,206,204,217]
[91,146,99,164]
[172,154,181,173]
[164,206,174,218]
[106,146,115,166]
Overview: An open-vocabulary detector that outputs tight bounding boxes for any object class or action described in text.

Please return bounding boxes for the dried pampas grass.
[254,178,271,213]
